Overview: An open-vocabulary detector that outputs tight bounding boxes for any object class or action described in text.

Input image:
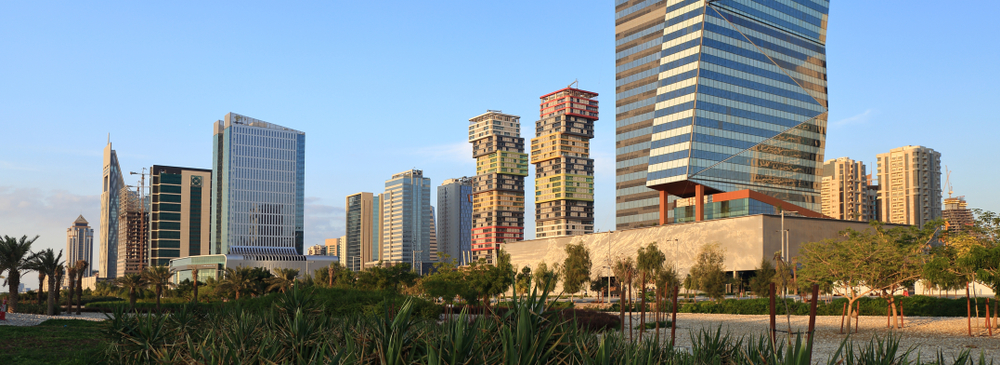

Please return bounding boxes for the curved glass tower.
[615,0,830,226]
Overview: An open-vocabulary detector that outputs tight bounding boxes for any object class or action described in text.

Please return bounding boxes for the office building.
[210,113,305,256]
[117,188,148,275]
[469,111,526,262]
[148,165,212,266]
[324,237,343,258]
[66,215,94,276]
[306,245,327,255]
[99,139,125,279]
[437,177,473,264]
[821,158,874,221]
[345,192,383,271]
[382,169,434,272]
[531,87,599,238]
[876,145,942,227]
[615,0,831,227]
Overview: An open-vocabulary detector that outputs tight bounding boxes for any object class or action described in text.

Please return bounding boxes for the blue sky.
[1,1,998,260]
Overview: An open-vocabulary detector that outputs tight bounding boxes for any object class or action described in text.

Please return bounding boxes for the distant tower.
[382,169,434,271]
[66,215,94,276]
[437,177,473,264]
[99,140,125,279]
[531,87,598,237]
[469,111,527,263]
[876,146,942,226]
[820,158,874,221]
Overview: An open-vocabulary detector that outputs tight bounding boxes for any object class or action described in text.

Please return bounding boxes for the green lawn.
[0,319,106,365]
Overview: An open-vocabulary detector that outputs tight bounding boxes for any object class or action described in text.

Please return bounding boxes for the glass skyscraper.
[211,113,305,256]
[99,140,125,279]
[382,169,433,270]
[437,177,473,263]
[66,215,94,277]
[615,0,829,226]
[148,165,212,266]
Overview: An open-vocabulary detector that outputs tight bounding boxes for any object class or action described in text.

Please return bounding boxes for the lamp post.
[412,250,423,274]
[778,210,797,297]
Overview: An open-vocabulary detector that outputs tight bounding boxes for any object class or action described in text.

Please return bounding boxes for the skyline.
[2,1,999,260]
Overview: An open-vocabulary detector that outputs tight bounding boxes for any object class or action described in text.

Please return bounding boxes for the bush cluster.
[678,296,996,317]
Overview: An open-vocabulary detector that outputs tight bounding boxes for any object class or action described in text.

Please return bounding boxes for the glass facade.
[382,170,433,266]
[100,141,125,279]
[437,178,473,263]
[674,197,775,223]
[211,113,306,256]
[615,0,830,225]
[149,165,212,266]
[345,194,364,271]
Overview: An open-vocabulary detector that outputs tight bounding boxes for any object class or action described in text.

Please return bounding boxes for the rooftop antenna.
[568,79,578,88]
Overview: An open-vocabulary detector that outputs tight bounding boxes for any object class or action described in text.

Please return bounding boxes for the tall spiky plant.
[142,265,176,312]
[0,235,39,313]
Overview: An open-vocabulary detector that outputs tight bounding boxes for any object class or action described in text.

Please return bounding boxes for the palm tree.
[116,274,147,309]
[218,267,255,300]
[266,268,299,293]
[31,249,65,315]
[66,267,76,315]
[74,260,88,314]
[54,265,65,314]
[142,265,176,312]
[0,235,41,314]
[37,270,45,305]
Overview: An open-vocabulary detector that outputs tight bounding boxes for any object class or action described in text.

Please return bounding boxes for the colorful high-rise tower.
[531,87,599,238]
[469,111,527,263]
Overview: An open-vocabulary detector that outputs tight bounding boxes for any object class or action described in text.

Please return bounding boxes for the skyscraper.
[531,87,599,238]
[437,177,473,264]
[211,113,305,256]
[382,169,434,271]
[117,188,148,275]
[876,145,942,227]
[821,158,874,221]
[100,139,125,279]
[148,165,212,266]
[615,0,830,226]
[345,192,382,271]
[469,111,526,262]
[66,215,94,277]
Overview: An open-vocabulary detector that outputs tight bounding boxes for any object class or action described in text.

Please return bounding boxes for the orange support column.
[695,184,705,222]
[659,190,669,225]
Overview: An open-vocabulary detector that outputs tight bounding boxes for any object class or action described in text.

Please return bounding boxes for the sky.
[1,1,998,266]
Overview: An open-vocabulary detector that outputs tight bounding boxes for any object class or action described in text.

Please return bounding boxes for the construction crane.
[944,166,953,199]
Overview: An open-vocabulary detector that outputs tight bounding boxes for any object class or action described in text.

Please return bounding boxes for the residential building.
[117,188,148,275]
[148,165,212,266]
[428,206,438,262]
[437,177,473,264]
[469,111,526,263]
[531,87,599,238]
[66,215,94,276]
[614,0,831,227]
[345,192,382,271]
[324,237,340,257]
[99,139,125,279]
[382,169,434,272]
[307,245,327,255]
[821,158,874,221]
[876,145,942,227]
[210,112,306,256]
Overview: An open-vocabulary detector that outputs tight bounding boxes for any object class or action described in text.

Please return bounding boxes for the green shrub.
[673,295,994,317]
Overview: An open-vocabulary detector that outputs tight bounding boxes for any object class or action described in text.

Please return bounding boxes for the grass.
[0,319,106,365]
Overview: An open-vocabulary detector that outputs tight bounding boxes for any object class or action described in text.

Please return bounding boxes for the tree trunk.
[66,276,74,316]
[639,273,646,341]
[619,280,625,336]
[129,288,137,310]
[156,285,162,313]
[7,273,20,313]
[192,269,199,303]
[54,273,63,315]
[967,283,972,337]
[46,275,56,315]
[38,273,45,305]
[628,275,633,342]
[76,272,83,315]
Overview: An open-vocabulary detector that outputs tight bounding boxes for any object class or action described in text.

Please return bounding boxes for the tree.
[654,261,680,343]
[798,221,937,330]
[689,243,726,301]
[266,267,299,293]
[515,266,532,296]
[0,235,40,313]
[612,256,635,338]
[422,258,473,310]
[533,261,559,293]
[469,251,515,309]
[636,242,665,340]
[54,265,65,314]
[142,265,176,312]
[218,267,255,300]
[31,249,65,315]
[749,258,776,298]
[74,260,88,314]
[116,274,147,309]
[191,268,199,303]
[66,266,76,315]
[562,243,592,295]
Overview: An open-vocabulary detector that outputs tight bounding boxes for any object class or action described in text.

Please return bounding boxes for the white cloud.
[414,141,474,166]
[304,196,345,249]
[830,109,875,128]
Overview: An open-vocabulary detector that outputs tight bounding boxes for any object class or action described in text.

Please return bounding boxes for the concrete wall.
[504,214,900,289]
